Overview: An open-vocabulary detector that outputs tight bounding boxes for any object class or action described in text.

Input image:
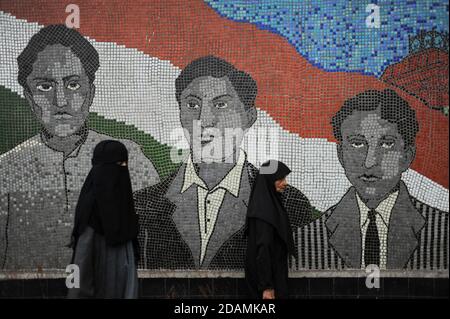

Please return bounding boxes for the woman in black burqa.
[67,140,139,298]
[245,160,295,299]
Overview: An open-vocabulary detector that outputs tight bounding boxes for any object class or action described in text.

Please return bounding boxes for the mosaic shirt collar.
[181,149,246,197]
[356,190,399,228]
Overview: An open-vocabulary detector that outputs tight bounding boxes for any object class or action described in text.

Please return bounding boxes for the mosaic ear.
[24,89,40,116]
[401,145,416,173]
[336,143,344,168]
[245,106,257,129]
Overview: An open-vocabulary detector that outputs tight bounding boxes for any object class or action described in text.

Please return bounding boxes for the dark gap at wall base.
[0,278,448,299]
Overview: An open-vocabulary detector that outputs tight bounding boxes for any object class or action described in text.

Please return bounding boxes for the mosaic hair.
[175,55,257,112]
[17,24,99,91]
[331,89,420,148]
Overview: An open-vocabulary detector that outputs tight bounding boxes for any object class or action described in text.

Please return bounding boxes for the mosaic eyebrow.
[380,135,397,140]
[63,75,81,82]
[32,77,54,82]
[347,134,366,139]
[185,94,202,100]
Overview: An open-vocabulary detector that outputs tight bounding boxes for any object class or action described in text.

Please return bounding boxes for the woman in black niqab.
[245,160,295,299]
[68,140,139,299]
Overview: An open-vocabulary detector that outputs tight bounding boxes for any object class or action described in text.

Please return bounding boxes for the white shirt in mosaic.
[357,191,399,270]
[181,149,246,265]
[0,130,159,270]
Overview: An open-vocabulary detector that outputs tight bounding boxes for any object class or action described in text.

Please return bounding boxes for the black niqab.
[246,160,295,255]
[70,140,138,250]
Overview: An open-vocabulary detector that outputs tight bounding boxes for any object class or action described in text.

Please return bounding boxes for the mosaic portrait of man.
[0,25,160,270]
[134,56,313,270]
[297,89,448,270]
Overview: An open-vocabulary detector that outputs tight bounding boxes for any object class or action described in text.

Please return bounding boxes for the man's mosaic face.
[339,107,414,201]
[179,76,252,163]
[25,44,93,138]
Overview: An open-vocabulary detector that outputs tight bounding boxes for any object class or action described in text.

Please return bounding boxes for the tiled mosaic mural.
[0,0,448,272]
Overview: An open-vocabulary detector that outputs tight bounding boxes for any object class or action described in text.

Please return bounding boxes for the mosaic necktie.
[364,209,380,267]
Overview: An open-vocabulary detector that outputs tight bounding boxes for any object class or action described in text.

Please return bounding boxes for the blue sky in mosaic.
[205,0,449,77]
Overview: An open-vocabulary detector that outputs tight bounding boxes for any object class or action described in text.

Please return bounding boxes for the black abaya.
[68,140,139,299]
[245,160,295,299]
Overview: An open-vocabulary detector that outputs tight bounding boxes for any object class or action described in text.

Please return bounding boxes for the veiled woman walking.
[245,160,296,299]
[68,140,139,299]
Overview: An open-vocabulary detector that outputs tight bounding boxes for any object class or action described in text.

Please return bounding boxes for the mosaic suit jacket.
[296,181,449,270]
[134,160,313,270]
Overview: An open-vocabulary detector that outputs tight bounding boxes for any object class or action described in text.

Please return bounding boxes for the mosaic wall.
[0,0,448,273]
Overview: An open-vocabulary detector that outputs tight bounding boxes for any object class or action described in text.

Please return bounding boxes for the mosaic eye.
[381,141,395,149]
[214,101,228,109]
[186,101,200,109]
[350,140,365,148]
[36,82,53,92]
[351,142,364,148]
[67,81,81,91]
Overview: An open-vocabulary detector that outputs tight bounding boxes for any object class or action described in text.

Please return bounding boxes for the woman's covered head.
[92,140,128,166]
[260,160,291,192]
